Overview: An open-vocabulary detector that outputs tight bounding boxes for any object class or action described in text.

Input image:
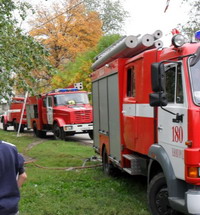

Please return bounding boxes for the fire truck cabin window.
[165,64,183,104]
[43,98,46,107]
[54,93,89,106]
[47,97,53,107]
[190,57,200,105]
[127,67,135,97]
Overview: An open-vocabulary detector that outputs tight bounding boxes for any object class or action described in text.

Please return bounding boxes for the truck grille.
[74,110,92,123]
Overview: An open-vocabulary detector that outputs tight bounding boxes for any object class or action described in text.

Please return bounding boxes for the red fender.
[53,117,66,127]
[1,115,8,124]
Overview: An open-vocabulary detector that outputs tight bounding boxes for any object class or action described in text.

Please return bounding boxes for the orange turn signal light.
[185,140,192,147]
[188,167,198,178]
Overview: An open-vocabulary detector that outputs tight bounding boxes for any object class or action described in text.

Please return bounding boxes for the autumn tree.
[51,34,121,92]
[0,0,53,99]
[29,0,103,68]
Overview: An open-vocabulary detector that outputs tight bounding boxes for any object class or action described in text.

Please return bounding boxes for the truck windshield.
[54,93,89,106]
[189,58,200,105]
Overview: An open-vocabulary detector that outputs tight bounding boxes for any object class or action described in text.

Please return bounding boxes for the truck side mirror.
[151,63,166,92]
[149,62,168,107]
[149,92,168,106]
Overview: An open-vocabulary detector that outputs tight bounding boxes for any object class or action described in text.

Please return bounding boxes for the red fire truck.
[1,97,27,132]
[26,88,93,139]
[91,30,200,215]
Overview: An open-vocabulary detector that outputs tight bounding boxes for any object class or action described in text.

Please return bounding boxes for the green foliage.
[0,129,150,215]
[178,0,200,40]
[52,34,122,92]
[96,34,122,53]
[0,0,54,99]
[84,0,129,34]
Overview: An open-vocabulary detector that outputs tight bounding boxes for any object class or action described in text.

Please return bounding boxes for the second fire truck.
[1,97,27,132]
[26,88,93,139]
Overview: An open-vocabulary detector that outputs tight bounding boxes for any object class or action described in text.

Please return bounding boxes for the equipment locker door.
[92,81,100,150]
[108,74,121,161]
[47,96,53,125]
[158,63,188,180]
[122,66,137,151]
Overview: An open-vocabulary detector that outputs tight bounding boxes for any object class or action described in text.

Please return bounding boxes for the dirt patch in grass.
[23,139,45,163]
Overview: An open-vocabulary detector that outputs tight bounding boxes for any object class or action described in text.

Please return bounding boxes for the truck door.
[158,62,187,180]
[47,96,53,125]
[122,66,137,151]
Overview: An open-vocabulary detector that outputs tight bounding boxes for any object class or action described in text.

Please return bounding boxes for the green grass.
[0,129,36,152]
[0,129,150,215]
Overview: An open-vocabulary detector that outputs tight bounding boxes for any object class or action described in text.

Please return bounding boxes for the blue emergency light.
[195,31,200,40]
[58,88,79,92]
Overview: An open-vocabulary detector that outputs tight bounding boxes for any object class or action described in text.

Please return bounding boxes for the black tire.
[33,122,46,138]
[88,130,93,140]
[14,121,24,133]
[148,173,180,215]
[53,123,63,140]
[102,147,114,176]
[2,119,7,131]
[20,124,25,133]
[13,120,18,132]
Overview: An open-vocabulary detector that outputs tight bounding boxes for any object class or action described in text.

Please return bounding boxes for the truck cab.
[1,97,27,132]
[26,88,93,139]
[149,41,200,215]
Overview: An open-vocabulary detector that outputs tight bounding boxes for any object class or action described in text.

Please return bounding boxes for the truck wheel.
[88,131,93,140]
[33,123,46,138]
[33,123,38,136]
[13,120,18,132]
[53,123,62,140]
[148,172,178,215]
[20,124,25,133]
[102,147,114,176]
[2,119,7,131]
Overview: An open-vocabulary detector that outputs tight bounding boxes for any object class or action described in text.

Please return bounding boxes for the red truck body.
[26,89,93,139]
[1,97,27,132]
[92,31,200,214]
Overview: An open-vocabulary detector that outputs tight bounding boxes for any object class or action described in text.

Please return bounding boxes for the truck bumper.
[63,123,93,133]
[169,189,200,214]
[186,190,200,214]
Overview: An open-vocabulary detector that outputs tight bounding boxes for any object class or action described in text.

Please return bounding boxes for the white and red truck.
[1,97,27,132]
[91,30,200,215]
[26,88,93,139]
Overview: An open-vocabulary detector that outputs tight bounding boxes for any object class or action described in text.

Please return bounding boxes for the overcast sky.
[23,0,190,46]
[123,0,189,46]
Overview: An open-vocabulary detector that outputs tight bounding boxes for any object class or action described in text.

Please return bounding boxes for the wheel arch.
[1,116,4,123]
[148,144,189,215]
[1,115,7,123]
[53,118,65,127]
[148,159,163,184]
[148,144,179,197]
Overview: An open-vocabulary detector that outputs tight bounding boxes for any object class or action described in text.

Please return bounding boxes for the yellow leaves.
[29,0,103,68]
